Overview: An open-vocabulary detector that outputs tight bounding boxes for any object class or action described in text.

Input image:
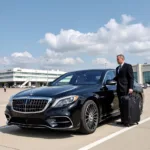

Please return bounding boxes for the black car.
[5,69,144,134]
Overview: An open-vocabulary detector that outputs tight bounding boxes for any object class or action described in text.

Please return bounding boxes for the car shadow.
[0,115,122,139]
[98,115,122,127]
[0,126,75,139]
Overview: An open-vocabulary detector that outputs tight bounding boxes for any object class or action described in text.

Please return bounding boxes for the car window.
[55,75,73,86]
[103,71,115,84]
[134,80,139,86]
[50,70,103,86]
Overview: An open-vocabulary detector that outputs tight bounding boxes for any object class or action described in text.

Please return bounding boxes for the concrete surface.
[91,120,150,150]
[0,88,150,150]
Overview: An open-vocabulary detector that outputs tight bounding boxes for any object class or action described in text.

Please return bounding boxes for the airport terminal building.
[0,64,149,87]
[133,64,150,84]
[0,68,66,87]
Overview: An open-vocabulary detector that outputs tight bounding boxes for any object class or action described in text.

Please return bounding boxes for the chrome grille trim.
[12,97,52,114]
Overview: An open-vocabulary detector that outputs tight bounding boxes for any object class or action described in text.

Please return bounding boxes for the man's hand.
[129,89,133,94]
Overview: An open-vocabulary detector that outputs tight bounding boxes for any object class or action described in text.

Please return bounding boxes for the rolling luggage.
[120,94,140,126]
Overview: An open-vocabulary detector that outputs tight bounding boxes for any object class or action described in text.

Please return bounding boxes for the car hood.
[13,85,101,98]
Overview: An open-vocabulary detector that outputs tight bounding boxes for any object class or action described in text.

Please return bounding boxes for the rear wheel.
[134,93,143,115]
[137,94,143,115]
[79,100,99,134]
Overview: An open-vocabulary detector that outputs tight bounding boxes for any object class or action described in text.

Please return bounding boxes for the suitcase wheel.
[124,123,130,127]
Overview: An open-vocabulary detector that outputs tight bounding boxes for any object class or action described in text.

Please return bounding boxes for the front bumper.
[5,101,81,131]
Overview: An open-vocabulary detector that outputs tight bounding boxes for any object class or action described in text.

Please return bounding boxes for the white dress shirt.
[118,61,125,73]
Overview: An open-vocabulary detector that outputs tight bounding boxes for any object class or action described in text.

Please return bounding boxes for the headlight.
[7,95,14,106]
[51,95,79,108]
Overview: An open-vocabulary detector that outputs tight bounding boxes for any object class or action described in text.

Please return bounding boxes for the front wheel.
[79,100,99,134]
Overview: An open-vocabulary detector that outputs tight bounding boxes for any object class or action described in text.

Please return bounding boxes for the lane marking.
[78,117,150,150]
[0,145,20,150]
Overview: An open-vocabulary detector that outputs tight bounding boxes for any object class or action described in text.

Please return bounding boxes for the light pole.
[44,57,49,86]
[47,69,48,85]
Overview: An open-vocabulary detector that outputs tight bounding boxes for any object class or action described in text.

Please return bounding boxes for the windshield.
[49,70,103,86]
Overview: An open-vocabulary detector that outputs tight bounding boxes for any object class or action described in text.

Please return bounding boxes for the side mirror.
[106,80,116,85]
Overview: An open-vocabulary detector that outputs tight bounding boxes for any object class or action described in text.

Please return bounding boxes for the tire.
[79,100,99,134]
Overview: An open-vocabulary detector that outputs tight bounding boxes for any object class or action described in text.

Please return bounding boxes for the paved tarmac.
[0,88,150,150]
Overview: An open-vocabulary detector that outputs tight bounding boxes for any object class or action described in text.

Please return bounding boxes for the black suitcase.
[120,94,140,126]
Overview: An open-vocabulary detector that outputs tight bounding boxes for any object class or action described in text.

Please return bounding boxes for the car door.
[101,70,119,115]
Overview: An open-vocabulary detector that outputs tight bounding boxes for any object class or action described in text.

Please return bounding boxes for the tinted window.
[54,75,73,86]
[103,71,115,83]
[49,70,103,86]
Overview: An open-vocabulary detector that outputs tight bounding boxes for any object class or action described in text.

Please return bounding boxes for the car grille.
[12,99,48,113]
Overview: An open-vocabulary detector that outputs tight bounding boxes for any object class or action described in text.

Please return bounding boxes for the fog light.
[47,119,57,127]
[5,114,11,121]
[47,119,56,123]
[51,123,57,128]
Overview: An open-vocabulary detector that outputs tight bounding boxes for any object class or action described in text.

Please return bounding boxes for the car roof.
[66,69,115,73]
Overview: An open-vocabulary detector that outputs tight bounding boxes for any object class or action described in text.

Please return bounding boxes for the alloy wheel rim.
[85,103,98,130]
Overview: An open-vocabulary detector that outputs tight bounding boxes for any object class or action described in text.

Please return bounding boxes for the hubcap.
[85,103,98,130]
[89,113,94,122]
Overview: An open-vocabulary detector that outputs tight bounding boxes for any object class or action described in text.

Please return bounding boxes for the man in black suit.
[114,54,134,124]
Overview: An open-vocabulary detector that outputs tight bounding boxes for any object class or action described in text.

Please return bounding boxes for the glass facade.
[0,76,13,79]
[13,72,60,76]
[14,76,57,80]
[143,71,150,84]
[133,72,138,82]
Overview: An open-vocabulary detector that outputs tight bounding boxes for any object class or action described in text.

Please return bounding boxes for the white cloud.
[0,57,10,65]
[63,57,84,65]
[40,14,150,57]
[0,49,84,70]
[2,14,150,70]
[9,51,36,68]
[121,14,135,24]
[45,49,63,58]
[0,52,37,69]
[76,57,84,63]
[63,58,76,65]
[11,51,33,58]
[92,58,116,68]
[39,49,84,70]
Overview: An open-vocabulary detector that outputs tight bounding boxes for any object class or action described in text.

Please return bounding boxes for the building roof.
[0,67,66,74]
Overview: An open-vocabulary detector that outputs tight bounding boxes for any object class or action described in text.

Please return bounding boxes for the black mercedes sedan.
[5,69,144,134]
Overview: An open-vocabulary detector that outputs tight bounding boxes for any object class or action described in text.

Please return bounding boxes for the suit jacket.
[114,63,134,93]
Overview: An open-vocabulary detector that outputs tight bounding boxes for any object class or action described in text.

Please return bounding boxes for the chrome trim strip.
[5,113,11,121]
[9,122,73,130]
[12,97,52,114]
[8,116,73,129]
[47,116,73,129]
[51,95,78,107]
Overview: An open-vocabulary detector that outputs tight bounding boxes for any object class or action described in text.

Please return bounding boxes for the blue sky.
[1,0,150,71]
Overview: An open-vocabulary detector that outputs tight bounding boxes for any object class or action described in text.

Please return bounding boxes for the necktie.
[118,65,121,73]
